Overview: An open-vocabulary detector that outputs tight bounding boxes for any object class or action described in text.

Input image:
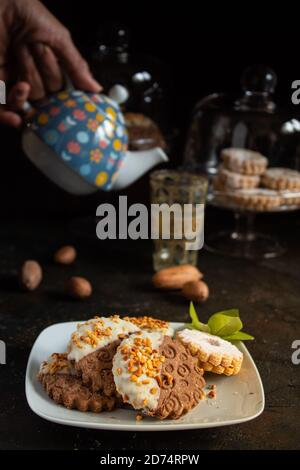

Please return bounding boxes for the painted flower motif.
[37,113,49,125]
[67,141,81,154]
[90,149,103,163]
[105,107,117,121]
[95,171,108,187]
[76,131,89,144]
[112,139,122,151]
[57,91,69,100]
[73,109,86,121]
[65,99,76,107]
[58,122,67,132]
[44,130,59,145]
[85,102,97,112]
[96,112,105,122]
[87,118,99,132]
[99,139,108,148]
[91,95,101,103]
[49,106,60,116]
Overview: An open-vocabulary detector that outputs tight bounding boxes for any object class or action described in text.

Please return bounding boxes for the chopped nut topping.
[124,316,169,332]
[207,384,217,399]
[150,387,158,395]
[120,335,165,386]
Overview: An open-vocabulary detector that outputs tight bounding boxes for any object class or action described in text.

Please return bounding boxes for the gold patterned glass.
[150,170,208,271]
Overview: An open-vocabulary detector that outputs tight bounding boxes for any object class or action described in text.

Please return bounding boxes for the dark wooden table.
[0,211,300,450]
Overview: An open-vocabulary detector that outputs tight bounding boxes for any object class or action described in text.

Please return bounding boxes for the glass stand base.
[205,230,286,259]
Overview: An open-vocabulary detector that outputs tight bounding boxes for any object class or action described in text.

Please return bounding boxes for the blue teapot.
[22,85,168,194]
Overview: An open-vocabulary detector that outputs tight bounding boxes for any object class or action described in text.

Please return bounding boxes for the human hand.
[0,0,101,127]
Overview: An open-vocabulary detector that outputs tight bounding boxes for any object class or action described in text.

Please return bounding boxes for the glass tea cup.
[150,170,208,271]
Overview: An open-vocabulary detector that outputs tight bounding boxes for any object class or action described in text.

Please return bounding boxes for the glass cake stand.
[205,192,299,259]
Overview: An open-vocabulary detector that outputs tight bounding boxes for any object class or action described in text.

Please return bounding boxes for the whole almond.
[152,264,203,290]
[65,276,92,299]
[20,260,43,291]
[54,245,77,265]
[182,280,209,302]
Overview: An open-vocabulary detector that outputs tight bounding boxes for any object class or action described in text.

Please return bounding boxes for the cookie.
[177,329,243,376]
[68,316,140,394]
[226,188,281,211]
[221,148,268,176]
[261,167,300,191]
[38,354,118,412]
[123,316,174,336]
[219,165,260,189]
[113,332,205,420]
[124,112,167,151]
[280,190,300,206]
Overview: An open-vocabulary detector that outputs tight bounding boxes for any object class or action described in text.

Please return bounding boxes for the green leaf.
[208,313,243,336]
[222,331,254,342]
[211,309,240,318]
[189,302,210,333]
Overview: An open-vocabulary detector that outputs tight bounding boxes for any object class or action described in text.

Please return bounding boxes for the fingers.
[16,44,45,101]
[51,30,102,93]
[7,82,31,111]
[0,81,31,128]
[30,43,63,93]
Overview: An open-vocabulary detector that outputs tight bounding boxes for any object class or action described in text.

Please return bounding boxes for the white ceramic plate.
[25,321,264,431]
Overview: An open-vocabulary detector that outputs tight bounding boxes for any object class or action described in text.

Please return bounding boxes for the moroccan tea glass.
[150,170,208,271]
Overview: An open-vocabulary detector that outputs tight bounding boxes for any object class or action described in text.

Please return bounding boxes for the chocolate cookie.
[68,316,140,395]
[38,353,118,412]
[123,316,174,336]
[124,112,167,151]
[113,332,205,420]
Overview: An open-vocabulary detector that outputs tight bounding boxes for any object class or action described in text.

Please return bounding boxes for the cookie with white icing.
[38,353,118,412]
[227,188,281,210]
[262,167,300,191]
[221,148,268,176]
[123,316,174,336]
[280,190,300,206]
[113,332,205,420]
[68,316,140,395]
[177,329,243,376]
[219,165,260,189]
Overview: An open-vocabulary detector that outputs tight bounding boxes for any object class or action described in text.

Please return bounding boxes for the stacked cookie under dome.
[38,314,244,420]
[213,148,300,210]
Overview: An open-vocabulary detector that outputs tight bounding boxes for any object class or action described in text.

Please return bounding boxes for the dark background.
[0,2,298,217]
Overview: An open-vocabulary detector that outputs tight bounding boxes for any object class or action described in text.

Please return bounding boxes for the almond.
[54,245,77,265]
[20,260,42,291]
[65,276,92,299]
[152,264,202,290]
[181,280,209,302]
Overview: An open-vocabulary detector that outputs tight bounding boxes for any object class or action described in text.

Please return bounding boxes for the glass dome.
[183,65,300,177]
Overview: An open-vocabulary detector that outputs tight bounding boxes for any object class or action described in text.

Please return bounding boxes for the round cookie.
[280,190,300,206]
[123,316,174,336]
[177,329,243,376]
[67,316,140,395]
[218,165,260,189]
[38,353,118,412]
[221,148,268,176]
[226,188,281,211]
[113,332,205,420]
[261,167,300,191]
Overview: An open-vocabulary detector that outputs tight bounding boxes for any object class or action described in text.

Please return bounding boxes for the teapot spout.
[112,148,168,190]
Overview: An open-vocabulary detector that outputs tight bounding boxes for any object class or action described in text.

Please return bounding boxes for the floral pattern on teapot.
[30,90,128,190]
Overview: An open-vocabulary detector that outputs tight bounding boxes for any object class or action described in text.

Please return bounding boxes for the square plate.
[25,322,264,431]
